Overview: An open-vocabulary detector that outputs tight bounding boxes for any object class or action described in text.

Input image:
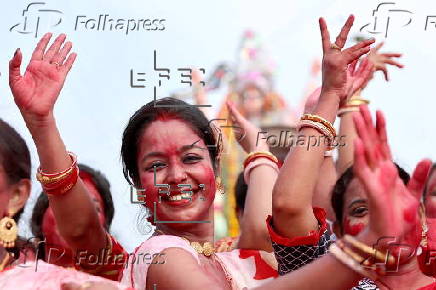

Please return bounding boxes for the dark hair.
[0,119,31,223]
[331,163,410,226]
[31,164,115,255]
[121,97,220,187]
[234,172,248,213]
[424,163,436,198]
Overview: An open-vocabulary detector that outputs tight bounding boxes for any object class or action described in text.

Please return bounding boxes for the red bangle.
[37,152,80,196]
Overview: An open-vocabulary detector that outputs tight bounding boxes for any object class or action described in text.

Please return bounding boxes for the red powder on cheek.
[343,218,365,236]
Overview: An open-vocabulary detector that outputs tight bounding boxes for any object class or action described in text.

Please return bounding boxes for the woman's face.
[242,85,263,116]
[42,177,106,249]
[342,178,369,236]
[136,119,216,225]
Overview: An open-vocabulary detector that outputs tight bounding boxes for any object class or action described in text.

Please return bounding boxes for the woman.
[31,164,115,268]
[267,15,434,289]
[0,118,33,269]
[8,32,279,289]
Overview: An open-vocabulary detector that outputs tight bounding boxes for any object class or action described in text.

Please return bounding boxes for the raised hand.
[345,58,374,99]
[226,100,268,153]
[319,15,375,102]
[367,42,404,82]
[352,106,432,251]
[9,33,76,120]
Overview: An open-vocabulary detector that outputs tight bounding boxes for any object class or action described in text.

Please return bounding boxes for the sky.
[1,0,436,251]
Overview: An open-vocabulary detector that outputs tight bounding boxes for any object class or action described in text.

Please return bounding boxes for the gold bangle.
[301,114,336,138]
[36,152,77,184]
[343,235,396,265]
[329,243,378,280]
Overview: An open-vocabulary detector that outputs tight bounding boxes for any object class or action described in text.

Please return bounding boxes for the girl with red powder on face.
[7,29,280,289]
[266,14,435,290]
[30,164,114,269]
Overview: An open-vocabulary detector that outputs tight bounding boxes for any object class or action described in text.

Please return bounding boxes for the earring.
[0,216,18,248]
[216,177,225,194]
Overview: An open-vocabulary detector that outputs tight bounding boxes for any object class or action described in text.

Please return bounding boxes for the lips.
[160,188,199,203]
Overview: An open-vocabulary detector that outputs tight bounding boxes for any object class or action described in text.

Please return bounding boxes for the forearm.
[254,253,361,290]
[25,113,106,251]
[238,162,277,252]
[336,112,357,175]
[272,92,339,237]
[312,157,336,220]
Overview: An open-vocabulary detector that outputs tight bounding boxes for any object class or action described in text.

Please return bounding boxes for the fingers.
[9,48,22,85]
[407,159,433,201]
[31,33,52,61]
[52,41,72,65]
[61,53,77,74]
[226,100,246,124]
[383,59,404,68]
[381,53,402,58]
[379,65,389,81]
[353,138,377,194]
[44,33,66,62]
[348,59,358,76]
[335,15,354,48]
[375,110,391,159]
[319,17,331,53]
[353,110,377,168]
[373,41,384,53]
[343,38,375,64]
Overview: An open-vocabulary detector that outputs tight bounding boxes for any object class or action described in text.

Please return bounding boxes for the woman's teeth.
[168,192,193,201]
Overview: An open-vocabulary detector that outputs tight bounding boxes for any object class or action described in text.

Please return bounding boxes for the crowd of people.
[0,14,435,290]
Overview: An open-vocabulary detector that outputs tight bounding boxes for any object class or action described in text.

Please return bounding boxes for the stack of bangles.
[337,96,370,117]
[243,151,280,184]
[329,235,398,280]
[36,152,79,196]
[297,113,337,151]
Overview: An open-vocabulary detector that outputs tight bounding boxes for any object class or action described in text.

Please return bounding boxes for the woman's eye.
[146,162,166,172]
[351,207,368,217]
[183,155,203,164]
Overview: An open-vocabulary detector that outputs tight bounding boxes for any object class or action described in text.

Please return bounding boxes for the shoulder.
[121,235,200,289]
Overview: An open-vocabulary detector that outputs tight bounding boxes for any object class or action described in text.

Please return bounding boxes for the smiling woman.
[6,30,279,289]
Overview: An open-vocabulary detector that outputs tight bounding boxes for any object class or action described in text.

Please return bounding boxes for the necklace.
[181,237,215,257]
[154,229,215,257]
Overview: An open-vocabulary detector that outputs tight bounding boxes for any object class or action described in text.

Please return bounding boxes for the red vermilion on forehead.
[155,111,182,122]
[343,218,365,236]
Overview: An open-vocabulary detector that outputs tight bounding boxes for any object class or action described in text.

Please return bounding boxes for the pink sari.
[0,260,130,290]
[120,235,277,290]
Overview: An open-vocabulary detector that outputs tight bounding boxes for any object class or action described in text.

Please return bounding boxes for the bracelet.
[342,235,396,266]
[297,120,335,150]
[36,152,78,184]
[243,151,279,168]
[337,106,360,117]
[37,152,80,196]
[301,114,336,137]
[329,242,378,281]
[244,158,280,184]
[337,97,370,117]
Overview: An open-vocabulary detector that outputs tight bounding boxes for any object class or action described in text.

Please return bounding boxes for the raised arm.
[226,100,277,252]
[336,43,403,175]
[272,15,374,238]
[9,34,107,255]
[256,107,432,290]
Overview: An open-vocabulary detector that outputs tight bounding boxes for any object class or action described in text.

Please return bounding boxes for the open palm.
[9,33,76,118]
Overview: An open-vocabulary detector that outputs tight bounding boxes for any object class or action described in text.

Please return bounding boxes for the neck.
[156,208,214,243]
[378,258,434,290]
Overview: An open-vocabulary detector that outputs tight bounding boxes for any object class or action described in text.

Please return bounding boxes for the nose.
[165,162,188,186]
